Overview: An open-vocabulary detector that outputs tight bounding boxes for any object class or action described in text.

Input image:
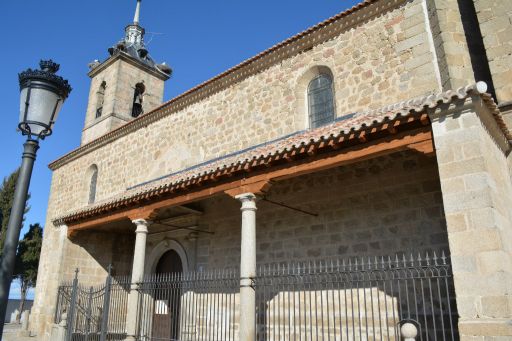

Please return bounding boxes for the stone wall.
[430,96,512,339]
[59,230,134,283]
[474,0,512,105]
[425,0,475,90]
[193,150,447,270]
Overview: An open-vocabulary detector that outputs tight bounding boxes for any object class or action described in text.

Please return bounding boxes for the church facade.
[31,0,512,340]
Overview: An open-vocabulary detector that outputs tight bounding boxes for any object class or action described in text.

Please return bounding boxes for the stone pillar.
[125,219,150,341]
[236,193,258,341]
[430,93,512,339]
[31,223,69,339]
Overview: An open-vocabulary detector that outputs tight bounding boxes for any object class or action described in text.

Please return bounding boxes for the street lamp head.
[18,60,72,140]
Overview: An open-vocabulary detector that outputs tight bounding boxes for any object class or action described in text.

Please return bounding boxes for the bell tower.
[81,0,171,145]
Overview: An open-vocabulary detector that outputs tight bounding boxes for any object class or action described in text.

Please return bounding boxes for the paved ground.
[2,324,38,341]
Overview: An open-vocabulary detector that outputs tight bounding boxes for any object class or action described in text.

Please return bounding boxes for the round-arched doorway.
[156,249,183,274]
[152,250,183,340]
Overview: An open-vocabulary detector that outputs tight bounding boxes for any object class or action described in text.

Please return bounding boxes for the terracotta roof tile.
[54,82,510,225]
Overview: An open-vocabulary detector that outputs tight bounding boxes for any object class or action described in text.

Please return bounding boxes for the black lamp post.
[0,60,71,334]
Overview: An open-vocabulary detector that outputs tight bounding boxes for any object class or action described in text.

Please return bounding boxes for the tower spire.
[133,0,142,25]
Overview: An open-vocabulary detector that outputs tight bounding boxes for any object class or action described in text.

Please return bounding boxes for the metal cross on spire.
[133,0,142,25]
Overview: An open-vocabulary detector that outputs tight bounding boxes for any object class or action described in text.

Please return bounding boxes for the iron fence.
[55,252,457,341]
[55,269,131,341]
[136,269,239,341]
[255,252,457,341]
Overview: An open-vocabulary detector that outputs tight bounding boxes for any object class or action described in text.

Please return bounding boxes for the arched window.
[88,165,98,204]
[308,74,335,128]
[95,81,106,119]
[131,82,145,118]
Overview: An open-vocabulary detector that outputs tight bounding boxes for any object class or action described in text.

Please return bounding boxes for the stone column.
[236,193,258,341]
[125,219,150,341]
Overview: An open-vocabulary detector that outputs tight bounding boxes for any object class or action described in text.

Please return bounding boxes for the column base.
[459,318,512,339]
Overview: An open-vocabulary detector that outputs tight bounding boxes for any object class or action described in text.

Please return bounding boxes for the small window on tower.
[131,82,145,118]
[88,165,98,204]
[95,81,106,119]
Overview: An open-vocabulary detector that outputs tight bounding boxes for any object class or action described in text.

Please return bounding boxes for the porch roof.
[55,83,509,228]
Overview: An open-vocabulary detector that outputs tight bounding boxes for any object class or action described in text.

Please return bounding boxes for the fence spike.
[410,253,415,267]
[402,254,407,267]
[425,252,430,266]
[441,250,447,265]
[433,251,439,266]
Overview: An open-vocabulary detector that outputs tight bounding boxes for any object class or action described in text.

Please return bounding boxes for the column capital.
[235,192,258,202]
[235,193,258,211]
[132,219,151,233]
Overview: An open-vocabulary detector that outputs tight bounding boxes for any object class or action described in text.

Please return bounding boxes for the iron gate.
[55,268,131,341]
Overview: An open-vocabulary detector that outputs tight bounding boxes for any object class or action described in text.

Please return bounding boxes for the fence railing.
[55,268,131,341]
[55,252,457,341]
[136,269,239,341]
[255,252,457,341]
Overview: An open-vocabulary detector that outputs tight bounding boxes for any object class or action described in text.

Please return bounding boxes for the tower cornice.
[88,52,170,81]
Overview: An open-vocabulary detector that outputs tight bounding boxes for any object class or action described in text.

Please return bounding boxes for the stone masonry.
[194,151,447,270]
[426,0,475,90]
[474,0,512,105]
[430,95,512,339]
[81,58,166,144]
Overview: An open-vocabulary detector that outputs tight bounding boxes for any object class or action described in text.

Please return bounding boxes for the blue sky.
[1,0,360,298]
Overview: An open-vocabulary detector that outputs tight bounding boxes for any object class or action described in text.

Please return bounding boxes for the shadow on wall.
[67,228,135,283]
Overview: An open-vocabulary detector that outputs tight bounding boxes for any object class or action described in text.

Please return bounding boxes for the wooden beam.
[224,180,274,198]
[67,127,432,233]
